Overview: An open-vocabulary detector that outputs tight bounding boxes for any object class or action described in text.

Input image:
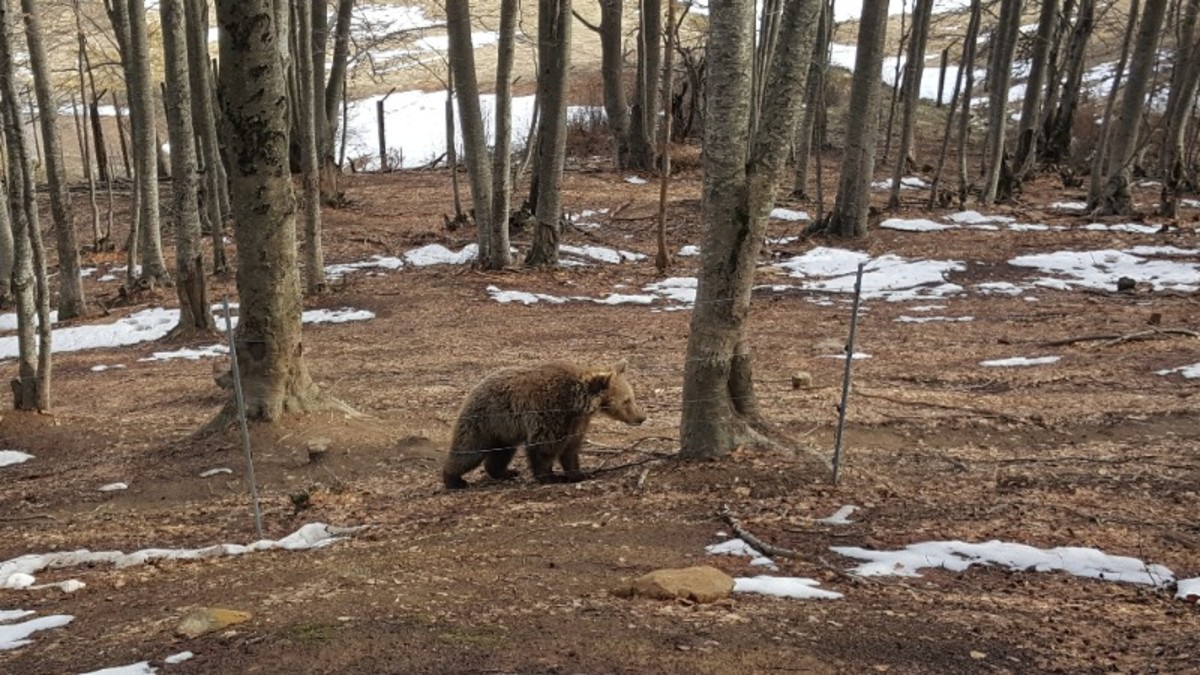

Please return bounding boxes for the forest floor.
[0,159,1198,674]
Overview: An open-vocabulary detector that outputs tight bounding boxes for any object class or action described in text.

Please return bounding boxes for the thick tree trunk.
[216,0,343,420]
[1159,0,1200,217]
[446,0,494,262]
[21,0,85,320]
[792,0,829,200]
[1043,0,1094,163]
[185,0,229,273]
[293,0,326,294]
[628,0,662,169]
[827,0,888,238]
[979,0,1023,205]
[1095,0,1169,215]
[488,0,518,269]
[161,0,216,336]
[525,0,573,267]
[888,0,934,208]
[680,0,819,460]
[127,0,169,287]
[599,0,631,168]
[0,0,51,411]
[1013,0,1059,180]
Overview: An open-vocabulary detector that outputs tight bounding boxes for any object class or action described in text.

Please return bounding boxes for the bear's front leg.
[559,437,590,483]
[528,446,568,484]
[484,447,520,481]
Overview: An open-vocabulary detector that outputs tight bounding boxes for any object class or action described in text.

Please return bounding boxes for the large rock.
[176,607,251,638]
[614,566,734,604]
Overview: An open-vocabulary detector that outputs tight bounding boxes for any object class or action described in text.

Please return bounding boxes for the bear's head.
[587,360,647,426]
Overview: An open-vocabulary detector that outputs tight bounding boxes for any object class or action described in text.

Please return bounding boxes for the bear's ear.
[586,371,612,395]
[612,359,627,374]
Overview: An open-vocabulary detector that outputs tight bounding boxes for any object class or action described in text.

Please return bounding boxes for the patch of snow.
[734,576,843,600]
[832,540,1175,587]
[880,218,954,232]
[1181,198,1200,209]
[818,352,872,360]
[643,277,698,305]
[706,538,779,571]
[871,176,927,190]
[1081,222,1161,234]
[0,310,58,332]
[818,505,859,525]
[78,662,157,675]
[89,364,127,372]
[486,286,568,305]
[0,450,34,468]
[98,482,128,492]
[164,652,195,665]
[770,208,811,221]
[3,573,34,589]
[907,304,946,312]
[200,468,233,478]
[624,176,648,185]
[404,243,478,267]
[946,210,1015,225]
[590,293,657,306]
[324,255,405,279]
[560,245,646,264]
[0,612,74,651]
[777,248,965,302]
[1007,223,1055,232]
[895,315,974,323]
[1049,200,1087,212]
[677,245,700,257]
[1126,245,1199,256]
[139,344,228,363]
[1177,577,1200,601]
[302,308,377,324]
[974,281,1024,296]
[980,356,1061,367]
[1009,249,1200,292]
[1156,363,1200,379]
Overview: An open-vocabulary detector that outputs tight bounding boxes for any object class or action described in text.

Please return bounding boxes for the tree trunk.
[680,0,820,460]
[488,0,518,268]
[161,0,216,336]
[599,0,632,168]
[293,0,326,294]
[792,0,829,200]
[888,0,934,208]
[525,0,573,267]
[957,0,982,206]
[322,0,353,157]
[1159,0,1200,217]
[1,0,51,411]
[1013,0,1059,180]
[628,0,661,170]
[1043,0,1094,163]
[311,0,328,151]
[22,0,85,320]
[1095,0,1169,215]
[126,0,170,286]
[216,0,344,420]
[827,0,888,238]
[446,0,495,262]
[185,0,229,273]
[979,0,1023,205]
[0,158,12,304]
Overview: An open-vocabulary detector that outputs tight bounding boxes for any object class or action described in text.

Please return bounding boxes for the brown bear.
[442,360,647,489]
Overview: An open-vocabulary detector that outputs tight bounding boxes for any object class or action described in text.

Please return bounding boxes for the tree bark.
[488,0,518,268]
[680,0,820,460]
[322,0,354,156]
[792,0,829,200]
[979,0,1023,205]
[161,0,216,336]
[185,0,229,273]
[628,0,661,169]
[293,0,326,294]
[126,0,170,286]
[826,0,888,238]
[1094,0,1168,215]
[216,0,343,420]
[599,0,631,168]
[525,0,573,267]
[957,0,982,206]
[1013,0,1059,180]
[1043,0,1094,163]
[1159,0,1200,217]
[888,0,934,208]
[446,0,495,262]
[21,0,85,320]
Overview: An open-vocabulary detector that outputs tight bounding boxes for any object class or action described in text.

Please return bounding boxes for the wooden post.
[832,261,867,485]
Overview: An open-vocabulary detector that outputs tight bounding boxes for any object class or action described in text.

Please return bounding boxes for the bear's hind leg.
[484,447,520,481]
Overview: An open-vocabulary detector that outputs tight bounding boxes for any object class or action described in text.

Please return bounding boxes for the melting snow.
[324,255,405,279]
[706,538,779,571]
[980,356,1061,367]
[1178,578,1200,601]
[0,611,74,651]
[139,344,228,363]
[770,208,811,221]
[776,248,965,302]
[1156,363,1200,379]
[624,176,648,185]
[98,483,128,492]
[560,245,646,264]
[832,540,1175,586]
[818,505,860,525]
[1009,249,1200,292]
[896,315,974,323]
[1049,200,1087,212]
[1081,223,1161,234]
[677,245,700,257]
[404,243,478,267]
[880,218,953,232]
[90,364,127,372]
[945,210,1015,225]
[974,281,1025,296]
[733,576,843,600]
[0,451,33,468]
[200,468,233,478]
[165,652,194,664]
[79,663,156,675]
[871,176,927,190]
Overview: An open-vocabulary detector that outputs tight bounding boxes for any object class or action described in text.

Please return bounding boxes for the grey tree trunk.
[446,0,494,262]
[216,0,344,421]
[628,0,661,169]
[0,171,12,304]
[322,0,354,156]
[957,0,982,205]
[826,0,888,238]
[792,0,829,199]
[293,0,326,294]
[488,0,518,268]
[599,0,631,168]
[1095,0,1169,215]
[161,0,216,336]
[525,0,573,267]
[127,0,170,287]
[979,0,1023,205]
[1044,0,1094,163]
[1013,0,1059,180]
[888,0,934,208]
[0,0,51,411]
[1159,0,1200,217]
[185,0,229,273]
[311,0,328,150]
[680,0,820,460]
[1086,0,1137,206]
[21,0,85,320]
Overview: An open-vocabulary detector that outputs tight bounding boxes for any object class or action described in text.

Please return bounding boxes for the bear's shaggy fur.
[442,360,646,489]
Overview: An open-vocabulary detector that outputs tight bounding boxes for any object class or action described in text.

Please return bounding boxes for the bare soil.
[0,160,1198,674]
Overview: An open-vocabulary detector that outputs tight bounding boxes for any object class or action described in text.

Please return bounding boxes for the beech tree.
[1043,0,1094,163]
[216,0,348,420]
[887,0,933,209]
[525,0,573,266]
[679,0,819,459]
[597,0,632,167]
[184,0,229,272]
[446,0,496,263]
[629,0,662,169]
[1159,0,1200,216]
[293,0,326,294]
[1013,0,1058,179]
[979,0,1022,205]
[21,0,86,320]
[126,0,170,287]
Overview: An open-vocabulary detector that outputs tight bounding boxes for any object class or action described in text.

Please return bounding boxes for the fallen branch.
[855,390,1028,424]
[1038,327,1198,348]
[718,505,798,559]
